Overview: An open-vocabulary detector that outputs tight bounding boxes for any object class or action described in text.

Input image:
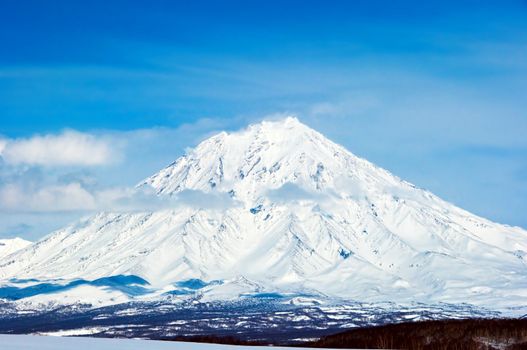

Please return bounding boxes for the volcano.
[1,117,525,340]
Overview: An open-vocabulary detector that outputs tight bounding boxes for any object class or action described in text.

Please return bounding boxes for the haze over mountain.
[0,117,525,314]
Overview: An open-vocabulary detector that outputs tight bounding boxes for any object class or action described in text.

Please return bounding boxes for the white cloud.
[0,182,96,212]
[267,183,317,202]
[0,180,239,214]
[0,138,6,155]
[0,130,116,166]
[265,183,346,214]
[174,189,241,211]
[266,183,332,203]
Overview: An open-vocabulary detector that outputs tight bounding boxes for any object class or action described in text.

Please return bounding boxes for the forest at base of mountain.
[164,318,527,349]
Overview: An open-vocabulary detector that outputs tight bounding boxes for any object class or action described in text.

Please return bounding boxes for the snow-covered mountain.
[1,117,526,313]
[0,238,31,259]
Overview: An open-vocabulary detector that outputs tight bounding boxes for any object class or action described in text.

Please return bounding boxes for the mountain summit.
[140,116,403,201]
[1,117,526,313]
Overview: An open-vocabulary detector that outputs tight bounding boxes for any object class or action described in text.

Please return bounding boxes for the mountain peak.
[140,116,402,202]
[141,116,354,197]
[241,116,315,142]
[252,115,304,129]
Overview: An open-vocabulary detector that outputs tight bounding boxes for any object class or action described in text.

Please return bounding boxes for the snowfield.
[0,117,526,339]
[0,334,318,350]
[0,238,31,259]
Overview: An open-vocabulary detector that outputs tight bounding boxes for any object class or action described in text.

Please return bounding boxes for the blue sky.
[1,0,526,239]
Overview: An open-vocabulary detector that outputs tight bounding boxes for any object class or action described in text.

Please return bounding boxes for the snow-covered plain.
[0,117,526,339]
[0,334,315,350]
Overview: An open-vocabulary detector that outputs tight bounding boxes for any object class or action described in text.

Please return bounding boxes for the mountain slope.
[0,238,31,259]
[0,117,525,312]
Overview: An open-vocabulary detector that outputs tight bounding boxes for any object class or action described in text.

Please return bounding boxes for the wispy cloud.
[0,130,118,166]
[266,183,327,203]
[0,182,240,214]
[0,182,96,212]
